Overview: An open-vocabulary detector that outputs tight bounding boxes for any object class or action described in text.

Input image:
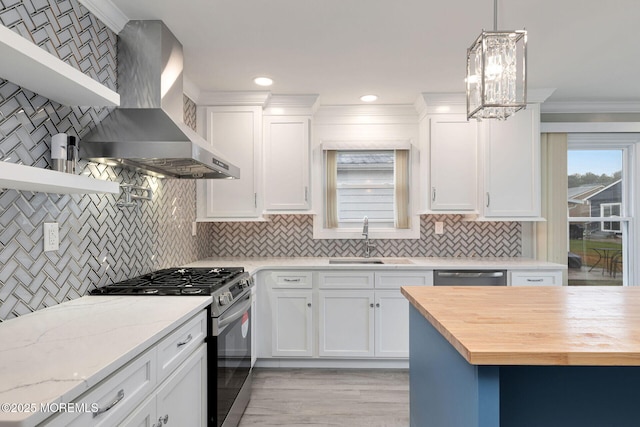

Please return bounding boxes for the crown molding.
[263,94,320,116]
[314,104,418,125]
[77,0,128,33]
[198,91,271,107]
[541,101,640,114]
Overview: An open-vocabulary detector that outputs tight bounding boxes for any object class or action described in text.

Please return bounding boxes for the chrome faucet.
[362,216,375,258]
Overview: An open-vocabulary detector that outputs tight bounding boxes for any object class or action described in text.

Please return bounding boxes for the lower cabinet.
[374,290,411,358]
[318,290,375,358]
[45,311,208,427]
[271,290,313,357]
[509,270,563,286]
[318,289,411,358]
[258,269,432,361]
[120,345,207,427]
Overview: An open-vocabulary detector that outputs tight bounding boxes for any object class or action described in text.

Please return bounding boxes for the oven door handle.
[218,294,252,330]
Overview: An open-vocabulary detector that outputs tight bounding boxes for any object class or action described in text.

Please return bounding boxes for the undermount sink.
[329,259,385,265]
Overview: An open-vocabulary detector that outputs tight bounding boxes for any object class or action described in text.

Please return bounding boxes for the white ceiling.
[108,0,640,107]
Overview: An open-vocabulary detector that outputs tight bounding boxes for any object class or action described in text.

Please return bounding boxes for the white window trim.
[600,203,622,232]
[567,133,639,286]
[313,140,420,239]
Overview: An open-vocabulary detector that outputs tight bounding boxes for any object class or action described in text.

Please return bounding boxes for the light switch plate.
[434,221,444,235]
[192,221,197,237]
[44,222,59,251]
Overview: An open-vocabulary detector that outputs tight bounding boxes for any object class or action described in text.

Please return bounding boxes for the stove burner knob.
[218,291,233,306]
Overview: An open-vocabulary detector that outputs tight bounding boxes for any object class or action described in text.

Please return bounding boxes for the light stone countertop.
[186,256,566,275]
[0,295,211,427]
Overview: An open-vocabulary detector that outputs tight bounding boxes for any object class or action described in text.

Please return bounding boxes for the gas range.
[90,267,253,317]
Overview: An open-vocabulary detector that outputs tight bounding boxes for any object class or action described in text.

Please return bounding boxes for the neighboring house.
[568,180,622,238]
[588,180,622,233]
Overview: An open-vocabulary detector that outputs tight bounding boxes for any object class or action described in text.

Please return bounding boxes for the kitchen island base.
[409,306,640,427]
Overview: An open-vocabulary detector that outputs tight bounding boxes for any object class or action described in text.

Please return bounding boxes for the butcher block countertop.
[401,286,640,366]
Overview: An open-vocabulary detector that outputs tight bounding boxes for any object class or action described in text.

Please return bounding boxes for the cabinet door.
[263,116,310,211]
[430,115,478,211]
[482,106,541,217]
[118,395,156,427]
[271,290,313,357]
[374,290,409,358]
[319,290,374,358]
[155,345,207,427]
[203,106,262,218]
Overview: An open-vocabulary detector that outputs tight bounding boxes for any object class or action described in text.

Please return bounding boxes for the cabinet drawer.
[265,271,313,288]
[157,311,207,382]
[48,349,157,427]
[510,270,563,286]
[375,271,433,289]
[318,272,374,289]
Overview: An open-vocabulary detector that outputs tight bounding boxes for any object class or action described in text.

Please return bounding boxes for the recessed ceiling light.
[254,77,273,87]
[360,94,378,102]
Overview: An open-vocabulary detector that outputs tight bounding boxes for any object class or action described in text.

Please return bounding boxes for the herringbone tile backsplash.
[0,0,212,321]
[210,215,521,258]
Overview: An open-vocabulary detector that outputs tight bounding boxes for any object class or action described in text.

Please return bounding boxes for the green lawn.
[570,238,622,267]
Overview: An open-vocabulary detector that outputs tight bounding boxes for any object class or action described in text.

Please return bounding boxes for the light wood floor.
[238,368,409,427]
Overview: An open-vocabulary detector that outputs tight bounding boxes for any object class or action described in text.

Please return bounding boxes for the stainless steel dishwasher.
[433,270,507,286]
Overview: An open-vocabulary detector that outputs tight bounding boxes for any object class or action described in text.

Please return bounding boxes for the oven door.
[214,293,252,427]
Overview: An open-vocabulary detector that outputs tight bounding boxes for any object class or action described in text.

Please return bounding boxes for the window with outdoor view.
[324,149,410,231]
[568,147,625,286]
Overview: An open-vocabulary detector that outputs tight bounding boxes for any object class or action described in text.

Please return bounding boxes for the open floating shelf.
[0,162,119,195]
[0,24,120,107]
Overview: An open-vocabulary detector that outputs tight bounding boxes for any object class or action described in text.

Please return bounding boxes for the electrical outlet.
[434,221,444,235]
[43,222,59,251]
[192,221,197,237]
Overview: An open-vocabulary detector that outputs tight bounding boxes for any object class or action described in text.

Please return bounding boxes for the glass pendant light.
[466,0,527,120]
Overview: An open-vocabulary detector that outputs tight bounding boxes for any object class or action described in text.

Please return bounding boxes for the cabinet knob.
[307,303,312,307]
[376,303,380,308]
[370,303,374,308]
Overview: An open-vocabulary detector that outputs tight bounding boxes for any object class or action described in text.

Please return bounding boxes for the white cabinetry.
[509,270,563,286]
[271,290,314,357]
[258,271,313,358]
[198,106,263,219]
[429,114,478,211]
[480,104,541,218]
[48,311,207,427]
[121,345,207,427]
[263,116,311,211]
[318,270,432,359]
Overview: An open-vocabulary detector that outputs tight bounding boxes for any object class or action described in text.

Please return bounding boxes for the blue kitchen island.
[401,286,640,427]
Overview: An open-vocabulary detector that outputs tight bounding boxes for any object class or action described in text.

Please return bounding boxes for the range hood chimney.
[81,20,239,179]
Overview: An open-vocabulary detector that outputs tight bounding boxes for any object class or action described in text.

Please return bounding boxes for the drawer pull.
[526,278,544,282]
[177,334,193,348]
[283,278,301,282]
[153,414,169,427]
[93,389,125,418]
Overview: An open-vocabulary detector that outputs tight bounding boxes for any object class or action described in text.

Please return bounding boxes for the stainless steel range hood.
[81,20,239,179]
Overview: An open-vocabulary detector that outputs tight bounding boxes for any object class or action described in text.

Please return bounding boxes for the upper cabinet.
[0,24,119,107]
[417,92,551,220]
[263,116,311,212]
[480,104,541,218]
[428,114,478,211]
[198,105,263,219]
[196,94,317,221]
